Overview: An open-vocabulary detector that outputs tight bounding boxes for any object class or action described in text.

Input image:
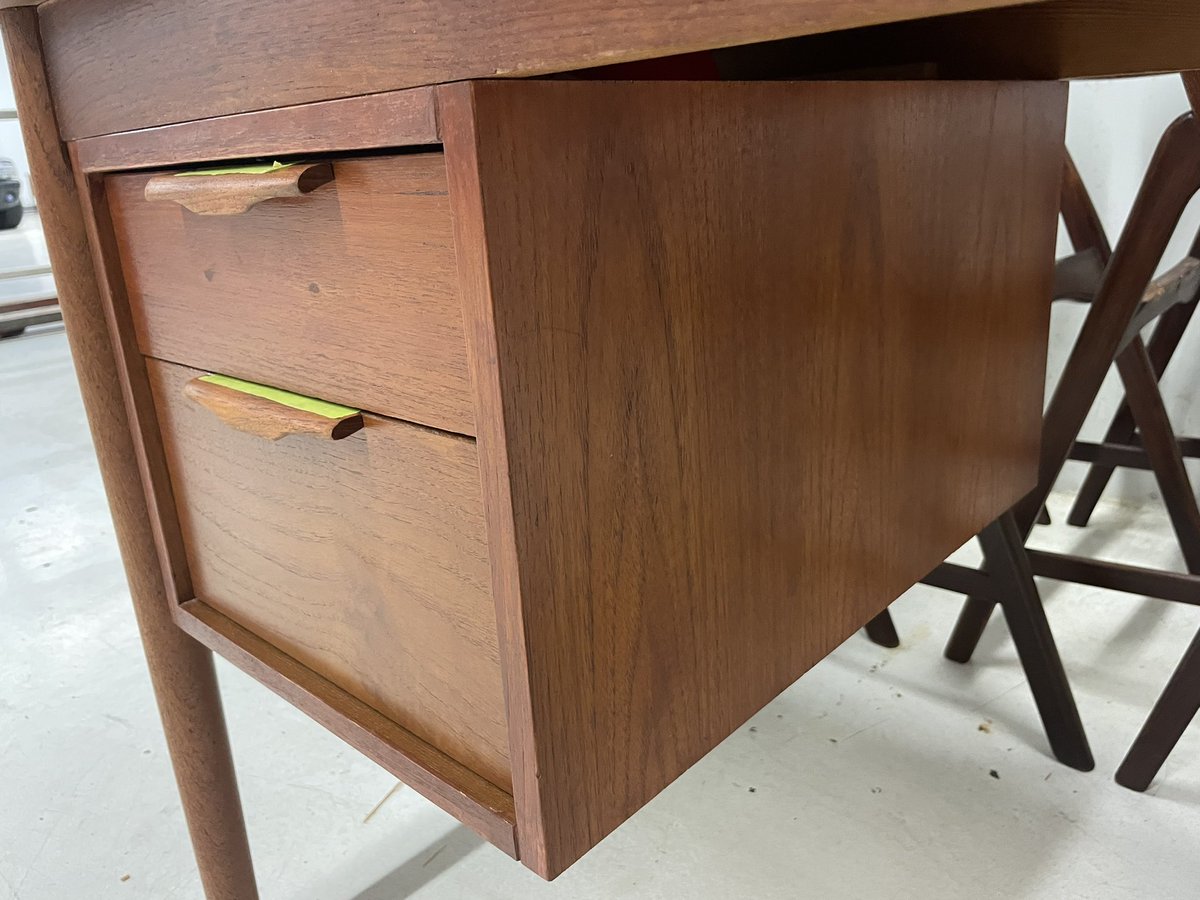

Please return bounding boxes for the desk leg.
[1,8,258,899]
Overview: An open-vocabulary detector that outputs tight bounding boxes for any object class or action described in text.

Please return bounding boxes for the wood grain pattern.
[441,79,1067,877]
[885,0,1200,79]
[177,599,518,856]
[182,377,365,441]
[148,358,512,792]
[0,8,260,898]
[72,87,439,174]
[144,162,333,215]
[41,0,1200,140]
[107,153,475,435]
[719,0,1200,81]
[41,0,1038,139]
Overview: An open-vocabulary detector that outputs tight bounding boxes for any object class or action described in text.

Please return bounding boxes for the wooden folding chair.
[940,74,1200,790]
[859,152,1105,771]
[869,74,1200,784]
[864,510,1093,771]
[1044,149,1200,560]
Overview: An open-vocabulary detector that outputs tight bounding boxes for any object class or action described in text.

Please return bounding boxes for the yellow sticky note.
[175,161,295,177]
[199,374,358,419]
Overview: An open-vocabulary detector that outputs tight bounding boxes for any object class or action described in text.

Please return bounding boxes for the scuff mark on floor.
[363,781,404,824]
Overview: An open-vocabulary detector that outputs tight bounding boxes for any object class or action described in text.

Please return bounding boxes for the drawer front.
[147,358,510,791]
[109,154,474,435]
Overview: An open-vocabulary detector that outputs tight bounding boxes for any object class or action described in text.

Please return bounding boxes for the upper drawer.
[106,154,474,435]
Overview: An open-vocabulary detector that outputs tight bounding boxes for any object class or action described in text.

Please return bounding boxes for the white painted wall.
[1051,75,1200,507]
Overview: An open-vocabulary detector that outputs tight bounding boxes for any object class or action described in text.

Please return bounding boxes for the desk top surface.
[0,0,1037,18]
[11,0,1199,140]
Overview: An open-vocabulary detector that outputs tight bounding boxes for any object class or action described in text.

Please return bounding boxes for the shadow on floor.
[352,826,485,899]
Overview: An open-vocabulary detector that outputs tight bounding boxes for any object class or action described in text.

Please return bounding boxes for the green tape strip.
[175,161,295,177]
[199,374,358,420]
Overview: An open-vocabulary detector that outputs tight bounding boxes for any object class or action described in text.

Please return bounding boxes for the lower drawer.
[146,358,511,791]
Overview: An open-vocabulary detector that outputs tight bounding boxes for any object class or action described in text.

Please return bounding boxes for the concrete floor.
[2,327,1199,900]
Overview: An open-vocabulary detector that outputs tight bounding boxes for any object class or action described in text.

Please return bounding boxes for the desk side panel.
[442,79,1067,878]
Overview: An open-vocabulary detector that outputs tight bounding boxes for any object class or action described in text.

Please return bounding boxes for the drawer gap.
[150,354,479,443]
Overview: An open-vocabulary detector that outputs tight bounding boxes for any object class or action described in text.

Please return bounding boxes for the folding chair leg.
[947,112,1200,664]
[945,595,996,663]
[1116,336,1200,573]
[1116,626,1200,791]
[1186,71,1200,115]
[951,333,1200,663]
[864,609,900,648]
[1068,301,1197,527]
[979,513,1095,771]
[1115,79,1200,789]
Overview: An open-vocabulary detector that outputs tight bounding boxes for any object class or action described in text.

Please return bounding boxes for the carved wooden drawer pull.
[183,374,363,441]
[144,162,334,215]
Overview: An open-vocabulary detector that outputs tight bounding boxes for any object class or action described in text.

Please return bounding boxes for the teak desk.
[4,0,1196,894]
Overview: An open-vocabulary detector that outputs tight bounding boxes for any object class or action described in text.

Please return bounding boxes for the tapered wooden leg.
[944,593,996,663]
[1068,301,1196,527]
[864,609,900,648]
[1,9,258,899]
[947,111,1200,664]
[1116,627,1200,791]
[979,514,1094,771]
